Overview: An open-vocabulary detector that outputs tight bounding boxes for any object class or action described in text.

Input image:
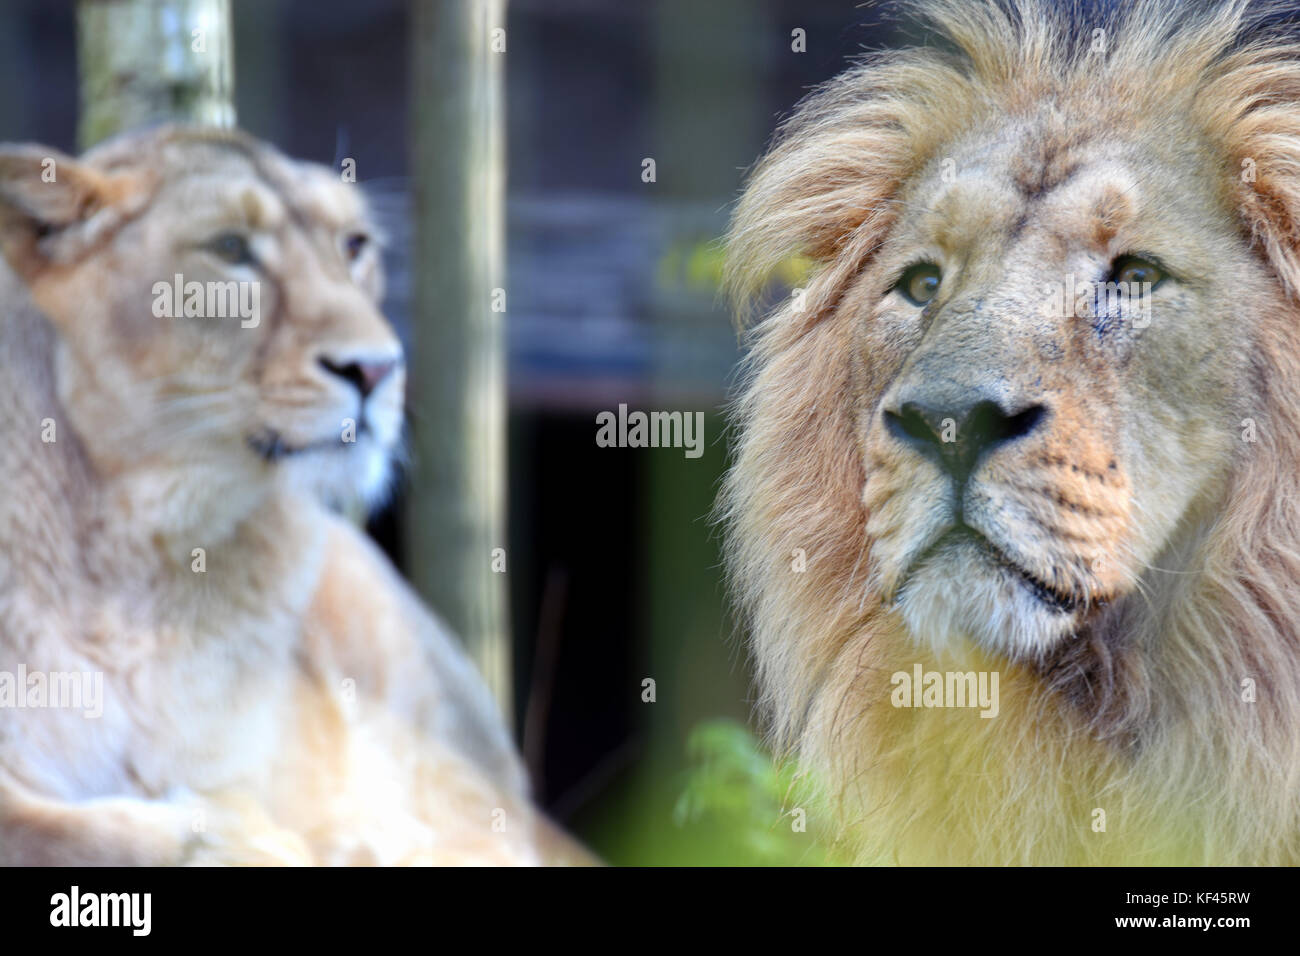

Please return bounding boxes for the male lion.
[0,126,561,865]
[723,0,1300,864]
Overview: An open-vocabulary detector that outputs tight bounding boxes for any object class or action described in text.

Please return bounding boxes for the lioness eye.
[344,232,368,262]
[207,233,254,266]
[896,262,942,305]
[1109,255,1164,291]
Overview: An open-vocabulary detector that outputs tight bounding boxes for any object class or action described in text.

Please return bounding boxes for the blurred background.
[0,0,900,864]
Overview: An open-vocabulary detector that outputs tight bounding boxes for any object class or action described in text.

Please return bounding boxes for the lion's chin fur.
[723,0,1300,865]
[893,539,1081,660]
[279,439,399,517]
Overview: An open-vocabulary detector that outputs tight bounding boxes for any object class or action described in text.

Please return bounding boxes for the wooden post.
[76,0,234,149]
[408,0,511,719]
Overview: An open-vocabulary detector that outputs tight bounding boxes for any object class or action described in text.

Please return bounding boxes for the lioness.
[0,125,550,865]
[724,0,1300,863]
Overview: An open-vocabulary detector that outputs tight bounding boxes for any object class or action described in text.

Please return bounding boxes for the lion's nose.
[884,396,1045,483]
[318,354,401,399]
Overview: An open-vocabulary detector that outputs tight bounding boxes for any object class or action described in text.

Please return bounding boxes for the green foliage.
[672,718,833,865]
[655,236,814,295]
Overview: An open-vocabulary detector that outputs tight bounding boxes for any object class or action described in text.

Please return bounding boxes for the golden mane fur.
[723,0,1300,863]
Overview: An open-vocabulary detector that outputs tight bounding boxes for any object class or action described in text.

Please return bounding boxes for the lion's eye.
[207,233,255,266]
[896,262,942,306]
[1109,255,1165,291]
[344,232,368,262]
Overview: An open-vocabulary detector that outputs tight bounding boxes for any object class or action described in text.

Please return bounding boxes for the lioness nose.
[318,354,400,399]
[884,396,1045,483]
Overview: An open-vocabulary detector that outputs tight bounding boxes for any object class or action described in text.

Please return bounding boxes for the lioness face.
[0,128,404,524]
[857,117,1275,659]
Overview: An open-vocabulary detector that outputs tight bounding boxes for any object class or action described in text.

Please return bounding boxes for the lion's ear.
[0,143,149,281]
[1237,171,1300,299]
[1204,43,1300,299]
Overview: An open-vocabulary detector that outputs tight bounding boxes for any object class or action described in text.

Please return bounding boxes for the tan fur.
[723,0,1300,863]
[0,126,553,865]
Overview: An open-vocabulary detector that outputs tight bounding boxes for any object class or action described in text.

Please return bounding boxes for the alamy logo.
[152,273,261,328]
[50,886,151,936]
[0,665,102,718]
[595,404,705,459]
[890,663,999,718]
[1045,275,1152,329]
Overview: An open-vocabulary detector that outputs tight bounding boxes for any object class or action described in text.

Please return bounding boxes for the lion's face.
[0,128,403,526]
[846,119,1274,659]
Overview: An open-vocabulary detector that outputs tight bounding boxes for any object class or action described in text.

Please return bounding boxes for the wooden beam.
[76,0,234,149]
[407,0,512,718]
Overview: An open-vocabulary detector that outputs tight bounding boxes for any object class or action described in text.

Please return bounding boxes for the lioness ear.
[0,143,148,280]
